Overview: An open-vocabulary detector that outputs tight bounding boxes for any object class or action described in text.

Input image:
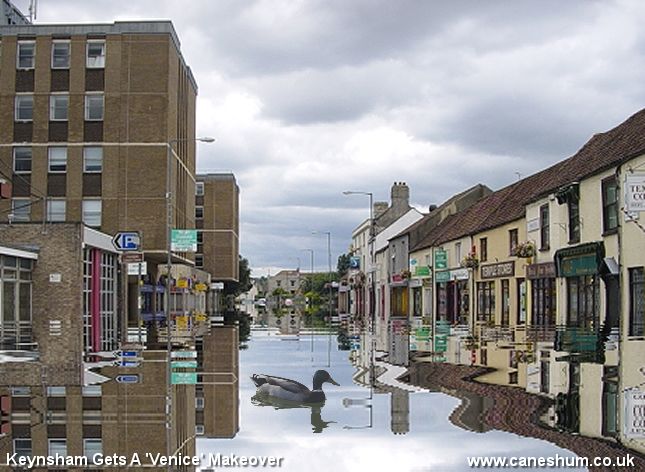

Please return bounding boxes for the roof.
[412,107,645,250]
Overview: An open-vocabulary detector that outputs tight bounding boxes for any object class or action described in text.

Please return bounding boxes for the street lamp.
[312,231,332,367]
[164,135,214,461]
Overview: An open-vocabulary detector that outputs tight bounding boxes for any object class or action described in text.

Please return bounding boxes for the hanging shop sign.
[434,250,447,269]
[526,262,556,279]
[480,261,515,279]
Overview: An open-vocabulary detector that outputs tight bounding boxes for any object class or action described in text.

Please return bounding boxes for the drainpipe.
[614,162,624,446]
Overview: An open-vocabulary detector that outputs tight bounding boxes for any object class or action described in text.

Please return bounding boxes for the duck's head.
[313,370,340,390]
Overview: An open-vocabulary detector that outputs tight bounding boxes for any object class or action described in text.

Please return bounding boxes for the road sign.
[171,372,197,385]
[127,262,147,275]
[122,252,144,263]
[171,350,197,359]
[171,360,198,369]
[116,374,140,384]
[120,360,140,368]
[113,232,141,251]
[171,229,197,252]
[120,350,139,358]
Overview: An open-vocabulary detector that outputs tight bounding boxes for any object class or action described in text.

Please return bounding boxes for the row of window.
[15,39,105,70]
[15,93,104,121]
[11,198,102,226]
[14,438,102,459]
[13,146,103,173]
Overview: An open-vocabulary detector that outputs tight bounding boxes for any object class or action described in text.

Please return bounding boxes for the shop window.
[566,275,599,330]
[531,277,556,326]
[501,279,510,326]
[516,278,526,324]
[477,281,495,323]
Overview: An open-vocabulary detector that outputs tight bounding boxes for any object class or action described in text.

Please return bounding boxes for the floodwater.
[198,330,584,472]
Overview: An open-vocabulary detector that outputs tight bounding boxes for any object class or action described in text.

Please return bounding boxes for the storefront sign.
[414,265,431,277]
[435,250,447,269]
[560,254,598,277]
[435,270,450,283]
[625,174,645,212]
[526,262,556,279]
[480,261,515,279]
[451,268,469,280]
[624,389,645,438]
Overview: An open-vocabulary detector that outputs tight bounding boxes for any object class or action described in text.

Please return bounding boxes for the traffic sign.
[122,252,144,263]
[171,361,198,369]
[113,232,141,251]
[171,372,197,385]
[171,350,197,359]
[116,375,140,384]
[171,229,197,252]
[120,360,140,368]
[127,262,147,275]
[120,350,139,358]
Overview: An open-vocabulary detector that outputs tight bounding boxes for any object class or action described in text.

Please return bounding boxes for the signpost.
[112,232,141,251]
[171,229,197,252]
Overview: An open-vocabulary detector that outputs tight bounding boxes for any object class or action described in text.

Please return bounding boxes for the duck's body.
[251,370,339,403]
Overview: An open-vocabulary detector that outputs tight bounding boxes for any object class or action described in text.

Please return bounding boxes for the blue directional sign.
[120,350,138,358]
[112,232,141,251]
[116,375,140,384]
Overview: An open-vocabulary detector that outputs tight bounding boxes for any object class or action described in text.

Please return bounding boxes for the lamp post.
[312,231,332,367]
[164,136,214,463]
[343,190,376,388]
[301,248,314,360]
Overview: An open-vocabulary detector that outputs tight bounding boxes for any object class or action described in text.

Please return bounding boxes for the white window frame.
[47,199,66,222]
[51,40,70,69]
[46,386,66,396]
[13,438,32,458]
[85,93,104,121]
[13,147,32,173]
[82,199,102,227]
[195,255,204,268]
[83,147,103,173]
[16,41,35,69]
[48,438,67,457]
[195,206,204,219]
[11,199,31,222]
[83,439,102,458]
[48,147,67,173]
[86,40,105,68]
[49,94,69,121]
[196,182,204,196]
[15,94,33,121]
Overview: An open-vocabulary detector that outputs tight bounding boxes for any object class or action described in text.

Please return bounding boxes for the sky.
[23,0,645,276]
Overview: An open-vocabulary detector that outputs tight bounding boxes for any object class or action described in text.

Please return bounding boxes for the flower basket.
[461,252,479,269]
[513,241,536,258]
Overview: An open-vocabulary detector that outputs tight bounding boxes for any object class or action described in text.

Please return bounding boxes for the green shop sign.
[435,250,447,269]
[435,270,450,283]
[560,255,598,277]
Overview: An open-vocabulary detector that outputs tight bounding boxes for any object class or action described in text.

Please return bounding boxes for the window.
[517,279,527,324]
[47,386,66,396]
[195,206,204,219]
[83,439,102,458]
[14,439,32,458]
[13,147,32,173]
[11,199,30,222]
[602,177,618,233]
[196,182,204,196]
[49,94,69,121]
[85,93,104,120]
[567,275,599,330]
[83,147,103,172]
[568,199,580,243]
[477,281,495,323]
[539,204,550,250]
[48,147,67,172]
[195,255,203,268]
[48,439,67,457]
[17,41,35,69]
[47,199,66,222]
[480,238,488,262]
[82,385,102,396]
[531,277,556,326]
[51,41,70,68]
[196,232,203,244]
[15,95,33,121]
[82,200,102,227]
[509,228,518,255]
[501,279,510,326]
[86,40,105,68]
[629,268,644,336]
[455,242,461,264]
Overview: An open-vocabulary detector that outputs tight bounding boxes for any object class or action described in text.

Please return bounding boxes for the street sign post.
[113,232,141,251]
[170,229,197,252]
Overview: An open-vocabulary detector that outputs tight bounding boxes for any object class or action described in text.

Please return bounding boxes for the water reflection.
[251,394,335,433]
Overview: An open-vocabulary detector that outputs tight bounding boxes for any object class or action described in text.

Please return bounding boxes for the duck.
[251,370,340,403]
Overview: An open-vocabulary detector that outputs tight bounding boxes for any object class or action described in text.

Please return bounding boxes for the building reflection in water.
[0,325,240,471]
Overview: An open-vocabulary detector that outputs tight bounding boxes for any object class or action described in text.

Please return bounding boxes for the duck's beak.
[328,377,340,386]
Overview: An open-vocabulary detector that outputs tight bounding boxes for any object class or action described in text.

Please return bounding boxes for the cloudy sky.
[26,0,645,275]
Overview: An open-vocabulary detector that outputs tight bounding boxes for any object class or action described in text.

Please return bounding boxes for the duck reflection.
[251,393,336,433]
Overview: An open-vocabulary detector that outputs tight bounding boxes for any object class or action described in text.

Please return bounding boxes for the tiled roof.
[412,107,645,249]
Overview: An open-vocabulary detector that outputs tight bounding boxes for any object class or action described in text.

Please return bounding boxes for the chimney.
[391,181,410,211]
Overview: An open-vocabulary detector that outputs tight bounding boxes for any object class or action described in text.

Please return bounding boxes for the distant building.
[1,0,29,25]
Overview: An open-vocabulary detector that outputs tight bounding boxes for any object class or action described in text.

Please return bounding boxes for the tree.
[223,255,253,307]
[337,253,351,277]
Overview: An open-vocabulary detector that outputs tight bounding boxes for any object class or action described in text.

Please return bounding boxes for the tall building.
[1,0,29,26]
[195,173,240,282]
[0,20,198,267]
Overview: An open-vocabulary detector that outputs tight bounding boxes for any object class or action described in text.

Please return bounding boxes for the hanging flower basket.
[513,241,536,258]
[461,252,479,269]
